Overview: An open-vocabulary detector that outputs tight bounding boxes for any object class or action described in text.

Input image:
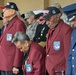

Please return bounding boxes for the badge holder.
[25,59,32,73]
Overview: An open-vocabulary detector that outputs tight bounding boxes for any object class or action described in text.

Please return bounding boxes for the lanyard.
[23,48,30,65]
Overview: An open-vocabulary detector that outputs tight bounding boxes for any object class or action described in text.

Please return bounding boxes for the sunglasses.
[39,18,44,21]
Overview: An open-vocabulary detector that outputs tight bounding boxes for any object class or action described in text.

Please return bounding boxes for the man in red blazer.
[12,32,46,75]
[43,7,73,75]
[0,2,26,75]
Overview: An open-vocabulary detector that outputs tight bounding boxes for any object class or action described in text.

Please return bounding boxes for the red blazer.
[46,20,73,75]
[24,41,46,75]
[0,16,26,71]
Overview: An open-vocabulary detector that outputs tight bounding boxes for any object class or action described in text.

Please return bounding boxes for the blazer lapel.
[47,21,63,53]
[0,16,18,41]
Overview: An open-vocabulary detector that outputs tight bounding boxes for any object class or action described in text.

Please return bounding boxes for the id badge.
[53,41,60,50]
[6,34,12,41]
[26,64,32,72]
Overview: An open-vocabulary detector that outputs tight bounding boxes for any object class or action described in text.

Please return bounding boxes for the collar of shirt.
[7,16,17,26]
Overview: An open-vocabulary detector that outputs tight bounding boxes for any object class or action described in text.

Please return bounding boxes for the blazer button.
[72,57,74,59]
[72,65,74,68]
[47,55,49,57]
[72,49,74,51]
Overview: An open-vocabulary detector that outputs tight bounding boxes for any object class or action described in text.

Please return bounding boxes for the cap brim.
[67,12,76,21]
[0,5,10,9]
[4,5,11,9]
[33,10,43,15]
[73,13,76,15]
[69,16,76,21]
[0,6,5,9]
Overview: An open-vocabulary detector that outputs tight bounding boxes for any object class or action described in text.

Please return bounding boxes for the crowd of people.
[0,1,76,75]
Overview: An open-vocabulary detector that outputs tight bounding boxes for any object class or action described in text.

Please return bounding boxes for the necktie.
[3,25,7,32]
[47,28,54,48]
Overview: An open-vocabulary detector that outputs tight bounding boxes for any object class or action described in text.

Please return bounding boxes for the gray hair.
[15,11,20,16]
[58,13,62,17]
[53,13,62,18]
[12,32,30,44]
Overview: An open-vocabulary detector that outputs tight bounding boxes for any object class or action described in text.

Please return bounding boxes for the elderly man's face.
[71,18,76,26]
[46,15,59,28]
[26,15,34,24]
[2,17,8,25]
[3,8,15,18]
[15,41,30,53]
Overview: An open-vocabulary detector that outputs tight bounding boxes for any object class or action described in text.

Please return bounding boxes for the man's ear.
[25,41,29,46]
[56,15,60,21]
[11,9,16,15]
[25,40,30,47]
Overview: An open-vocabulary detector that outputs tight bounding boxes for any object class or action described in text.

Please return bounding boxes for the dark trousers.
[1,70,23,75]
[0,71,1,75]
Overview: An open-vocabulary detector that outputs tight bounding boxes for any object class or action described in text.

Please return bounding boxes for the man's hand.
[12,67,19,74]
